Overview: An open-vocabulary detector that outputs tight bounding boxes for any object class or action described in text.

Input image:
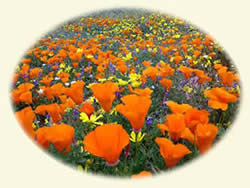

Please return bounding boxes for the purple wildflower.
[72,137,77,145]
[73,109,79,120]
[33,80,39,86]
[132,51,136,56]
[185,91,190,100]
[23,73,28,79]
[109,63,116,74]
[165,91,170,98]
[180,80,187,87]
[80,68,85,73]
[233,82,237,88]
[115,91,122,99]
[80,57,85,62]
[157,76,163,81]
[146,117,153,125]
[47,64,52,71]
[154,111,159,117]
[162,101,167,105]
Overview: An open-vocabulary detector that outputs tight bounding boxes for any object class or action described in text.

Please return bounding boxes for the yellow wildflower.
[130,131,145,143]
[80,112,103,126]
[118,79,128,86]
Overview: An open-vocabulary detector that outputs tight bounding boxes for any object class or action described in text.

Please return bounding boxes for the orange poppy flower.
[50,83,64,97]
[204,35,214,47]
[159,46,170,55]
[129,66,136,74]
[35,103,62,123]
[72,62,79,68]
[159,78,173,90]
[116,62,127,74]
[195,123,218,154]
[21,58,31,64]
[142,66,159,82]
[155,137,191,168]
[184,108,209,133]
[218,69,237,87]
[129,86,153,98]
[193,50,201,57]
[209,52,216,57]
[47,103,63,122]
[11,83,34,104]
[97,64,107,72]
[179,128,195,144]
[166,113,186,141]
[16,106,36,139]
[56,72,70,83]
[29,68,43,79]
[157,122,194,144]
[131,171,152,179]
[193,69,212,84]
[116,94,152,131]
[166,101,193,114]
[17,82,34,92]
[84,66,93,74]
[157,62,175,77]
[35,123,74,154]
[140,75,147,85]
[12,73,19,86]
[214,64,239,87]
[19,64,30,78]
[79,102,95,117]
[40,75,53,87]
[233,73,240,82]
[90,81,119,112]
[96,72,105,80]
[41,83,64,100]
[64,81,85,105]
[173,55,183,64]
[179,65,194,80]
[40,87,53,100]
[127,84,134,94]
[83,124,129,166]
[204,87,238,111]
[191,37,201,47]
[75,72,81,77]
[19,91,33,104]
[156,123,168,136]
[188,58,194,64]
[214,64,223,70]
[142,61,151,67]
[34,104,47,116]
[58,95,76,115]
[181,44,188,52]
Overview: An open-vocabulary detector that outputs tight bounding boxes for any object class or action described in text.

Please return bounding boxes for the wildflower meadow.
[10,8,241,179]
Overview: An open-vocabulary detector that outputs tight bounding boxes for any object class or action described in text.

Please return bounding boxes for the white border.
[0,0,250,187]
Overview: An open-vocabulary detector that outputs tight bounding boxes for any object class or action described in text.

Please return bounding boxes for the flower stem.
[135,142,139,162]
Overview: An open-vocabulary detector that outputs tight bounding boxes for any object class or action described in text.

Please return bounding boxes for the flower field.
[10,9,241,178]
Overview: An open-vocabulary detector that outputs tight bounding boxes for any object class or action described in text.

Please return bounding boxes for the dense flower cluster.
[11,9,240,178]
